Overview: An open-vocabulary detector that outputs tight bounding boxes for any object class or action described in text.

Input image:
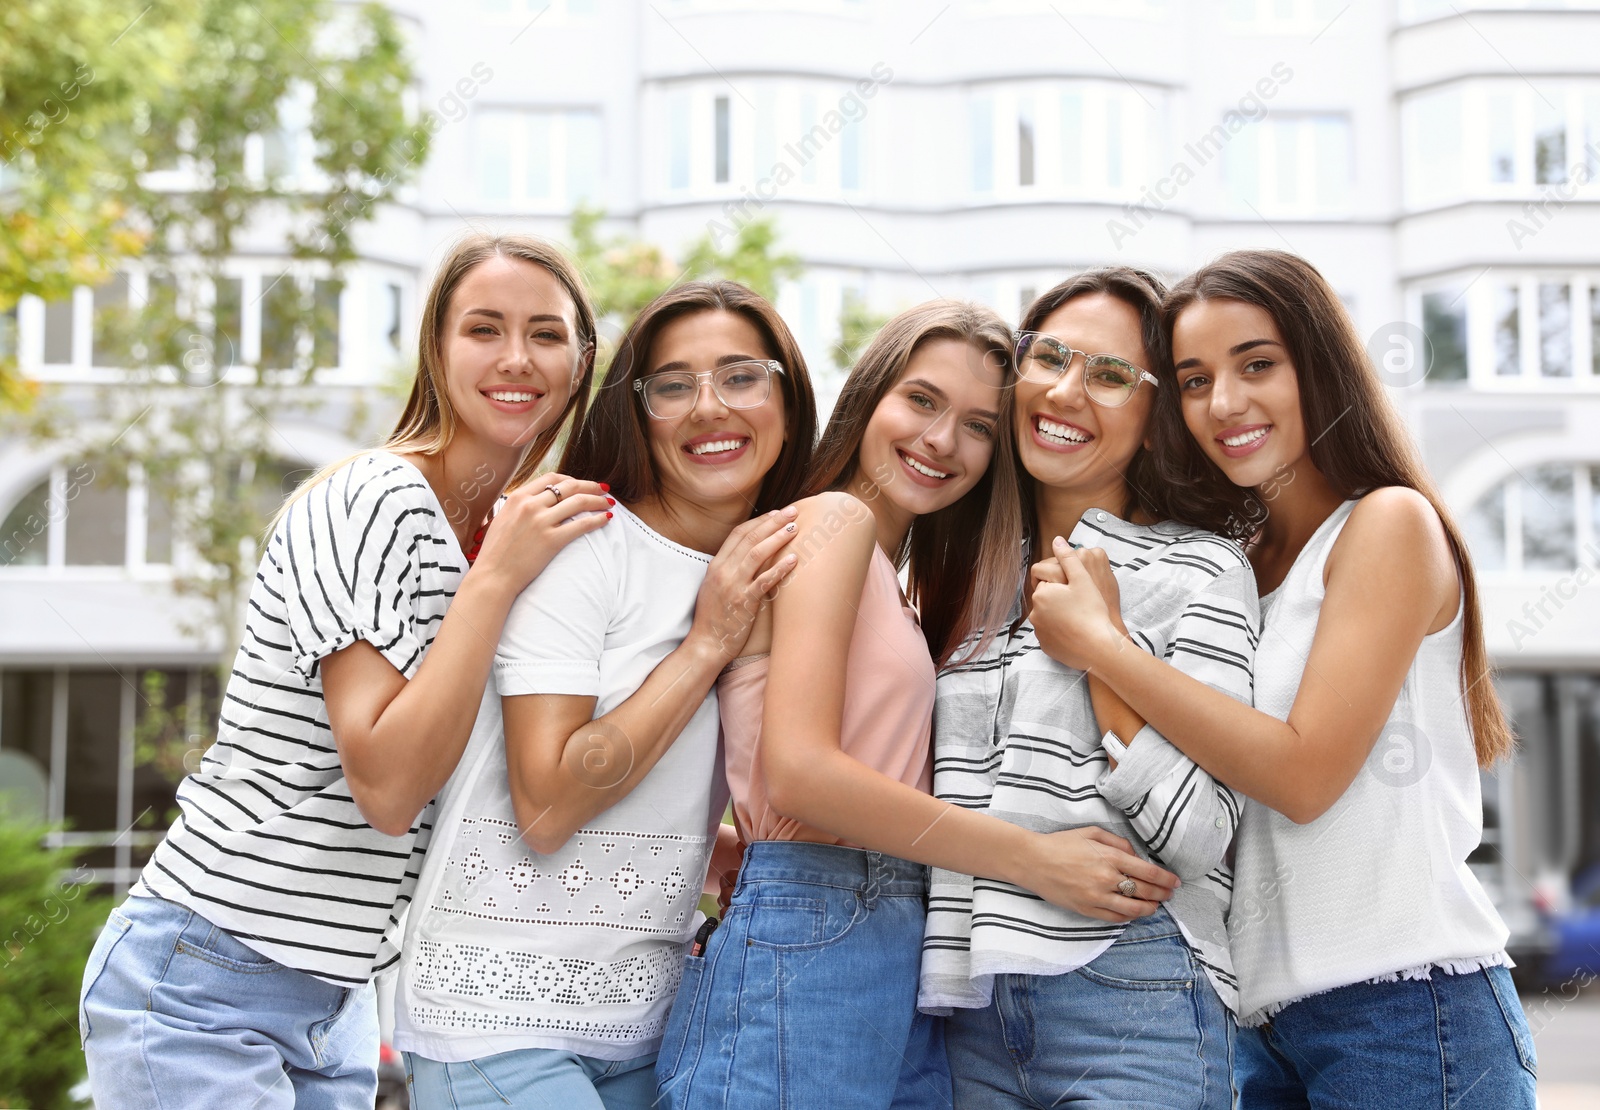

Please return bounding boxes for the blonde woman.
[80,234,607,1110]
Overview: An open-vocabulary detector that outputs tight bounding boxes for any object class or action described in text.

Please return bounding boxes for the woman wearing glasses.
[654,300,1180,1110]
[919,270,1258,1109]
[392,281,816,1109]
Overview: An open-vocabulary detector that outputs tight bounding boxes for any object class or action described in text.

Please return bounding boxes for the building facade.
[1,0,1596,958]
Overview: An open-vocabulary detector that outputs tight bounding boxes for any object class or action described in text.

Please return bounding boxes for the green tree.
[832,288,890,370]
[0,823,105,1109]
[569,204,803,372]
[4,0,429,780]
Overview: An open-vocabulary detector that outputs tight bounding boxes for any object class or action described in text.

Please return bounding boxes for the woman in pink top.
[654,301,1181,1109]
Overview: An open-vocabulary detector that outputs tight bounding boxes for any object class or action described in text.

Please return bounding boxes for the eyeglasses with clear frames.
[1014,331,1159,408]
[633,359,786,420]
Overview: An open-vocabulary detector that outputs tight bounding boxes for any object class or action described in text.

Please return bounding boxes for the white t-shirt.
[394,503,727,1062]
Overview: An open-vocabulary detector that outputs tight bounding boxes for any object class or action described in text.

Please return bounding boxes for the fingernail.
[785,522,796,532]
[606,511,613,519]
[600,482,610,492]
[607,497,615,506]
[1053,535,1066,549]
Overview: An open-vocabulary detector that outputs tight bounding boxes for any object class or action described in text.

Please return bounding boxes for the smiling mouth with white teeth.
[486,390,540,402]
[1221,428,1268,447]
[687,437,749,456]
[1035,415,1092,445]
[899,450,951,480]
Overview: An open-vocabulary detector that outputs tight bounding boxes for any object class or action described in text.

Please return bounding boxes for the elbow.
[349,784,418,839]
[1279,792,1335,826]
[509,788,578,856]
[762,752,811,825]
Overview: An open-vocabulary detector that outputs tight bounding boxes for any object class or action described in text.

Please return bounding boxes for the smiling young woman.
[391,280,817,1110]
[921,270,1258,1110]
[1038,251,1533,1109]
[79,234,607,1110]
[651,300,1183,1110]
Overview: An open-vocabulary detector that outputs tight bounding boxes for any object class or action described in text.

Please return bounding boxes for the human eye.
[1243,357,1274,375]
[648,375,693,397]
[965,420,996,438]
[1178,372,1211,391]
[906,391,935,409]
[469,323,496,336]
[721,368,761,389]
[532,328,565,343]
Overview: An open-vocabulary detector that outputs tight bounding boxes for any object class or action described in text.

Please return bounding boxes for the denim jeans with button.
[943,907,1234,1109]
[1235,964,1537,1109]
[80,894,378,1110]
[654,840,952,1110]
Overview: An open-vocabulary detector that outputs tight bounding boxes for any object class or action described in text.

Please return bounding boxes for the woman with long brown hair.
[654,300,1178,1109]
[1039,250,1536,1108]
[394,280,815,1108]
[81,233,610,1109]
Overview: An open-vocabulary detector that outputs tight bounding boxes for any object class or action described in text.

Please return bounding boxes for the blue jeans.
[79,894,378,1110]
[944,908,1233,1109]
[1235,965,1537,1108]
[654,840,952,1109]
[406,1048,657,1109]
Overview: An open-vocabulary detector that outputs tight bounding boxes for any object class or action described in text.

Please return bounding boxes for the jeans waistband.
[735,840,928,898]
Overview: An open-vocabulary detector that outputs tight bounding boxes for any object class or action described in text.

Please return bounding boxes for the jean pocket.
[79,907,134,1045]
[655,954,705,1084]
[1484,966,1538,1078]
[744,894,859,951]
[1074,931,1196,992]
[173,924,279,975]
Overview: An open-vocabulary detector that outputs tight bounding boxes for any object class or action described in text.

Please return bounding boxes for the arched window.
[1462,462,1599,574]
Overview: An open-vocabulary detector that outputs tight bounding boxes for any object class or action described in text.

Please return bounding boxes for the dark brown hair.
[1016,267,1230,544]
[1159,249,1513,767]
[560,280,817,515]
[805,300,1022,666]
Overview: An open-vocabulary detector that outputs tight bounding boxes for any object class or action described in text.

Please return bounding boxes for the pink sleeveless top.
[718,545,936,846]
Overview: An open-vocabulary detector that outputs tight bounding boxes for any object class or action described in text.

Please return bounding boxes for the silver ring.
[545,484,563,504]
[1117,877,1138,899]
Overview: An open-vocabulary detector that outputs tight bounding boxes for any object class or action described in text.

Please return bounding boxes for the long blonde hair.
[269,233,597,534]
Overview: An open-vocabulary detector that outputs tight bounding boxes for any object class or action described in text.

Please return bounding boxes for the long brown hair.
[270,233,596,533]
[1016,267,1246,544]
[1159,249,1513,767]
[805,300,1022,666]
[560,280,817,514]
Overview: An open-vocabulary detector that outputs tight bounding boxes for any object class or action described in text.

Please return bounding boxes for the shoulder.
[789,491,877,559]
[1145,521,1254,583]
[303,452,437,528]
[1338,487,1452,565]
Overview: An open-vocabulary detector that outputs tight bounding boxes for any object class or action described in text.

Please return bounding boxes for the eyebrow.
[902,377,1000,422]
[648,353,765,374]
[1173,338,1281,371]
[461,309,569,324]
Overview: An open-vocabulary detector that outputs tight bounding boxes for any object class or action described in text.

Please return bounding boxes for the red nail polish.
[606,511,613,519]
[607,497,616,506]
[600,482,611,492]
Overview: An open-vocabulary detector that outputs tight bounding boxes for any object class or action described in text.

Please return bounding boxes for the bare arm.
[760,493,1179,923]
[322,476,610,836]
[503,510,800,855]
[1045,489,1459,824]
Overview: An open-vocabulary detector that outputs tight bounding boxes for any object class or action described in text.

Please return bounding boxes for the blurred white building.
[1,0,1597,962]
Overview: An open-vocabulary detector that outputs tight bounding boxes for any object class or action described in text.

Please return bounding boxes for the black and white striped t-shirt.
[132,451,464,986]
[919,509,1259,1014]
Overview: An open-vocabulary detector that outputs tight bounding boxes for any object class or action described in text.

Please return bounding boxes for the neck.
[405,437,524,550]
[631,491,749,555]
[1032,474,1130,558]
[1255,458,1346,561]
[844,466,912,558]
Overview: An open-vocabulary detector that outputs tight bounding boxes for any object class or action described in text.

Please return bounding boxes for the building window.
[714,96,731,184]
[1464,463,1598,575]
[474,108,603,207]
[1017,96,1036,188]
[971,95,994,193]
[669,93,691,191]
[1421,289,1469,383]
[1402,79,1600,207]
[1227,115,1352,216]
[971,82,1160,200]
[0,461,184,570]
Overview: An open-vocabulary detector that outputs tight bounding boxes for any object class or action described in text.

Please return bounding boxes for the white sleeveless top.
[1230,498,1511,1027]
